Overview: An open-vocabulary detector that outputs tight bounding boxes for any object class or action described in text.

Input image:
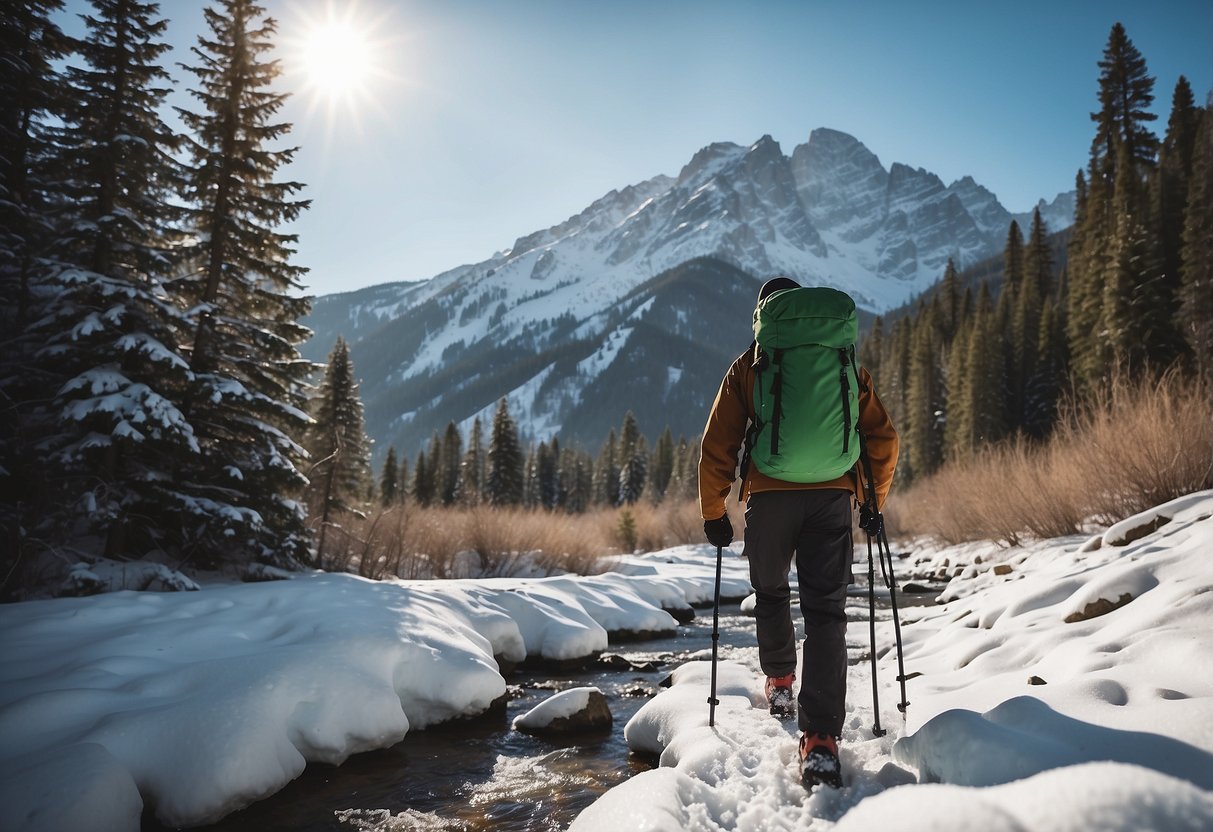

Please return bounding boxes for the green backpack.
[746,286,862,483]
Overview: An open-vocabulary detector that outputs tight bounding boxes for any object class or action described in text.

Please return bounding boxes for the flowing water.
[168,580,936,832]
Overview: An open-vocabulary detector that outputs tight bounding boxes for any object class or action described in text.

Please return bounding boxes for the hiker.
[699,276,899,789]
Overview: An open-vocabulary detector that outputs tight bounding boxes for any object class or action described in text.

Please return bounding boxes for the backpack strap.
[839,348,853,456]
[769,348,784,457]
[739,343,766,492]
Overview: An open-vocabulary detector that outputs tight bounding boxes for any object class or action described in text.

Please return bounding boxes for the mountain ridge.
[303,127,1075,458]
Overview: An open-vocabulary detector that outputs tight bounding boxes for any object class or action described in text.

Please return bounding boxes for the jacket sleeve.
[856,366,899,510]
[698,353,750,520]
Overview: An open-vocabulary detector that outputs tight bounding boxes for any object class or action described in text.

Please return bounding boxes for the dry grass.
[317,499,711,580]
[891,370,1213,545]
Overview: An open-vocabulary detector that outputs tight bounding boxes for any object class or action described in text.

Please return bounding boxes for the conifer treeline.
[865,23,1212,485]
[1,0,314,584]
[371,401,702,514]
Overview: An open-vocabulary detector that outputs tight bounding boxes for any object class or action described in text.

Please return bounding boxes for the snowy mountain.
[303,128,1075,457]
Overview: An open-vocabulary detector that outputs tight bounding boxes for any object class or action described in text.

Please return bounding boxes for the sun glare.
[286,2,398,128]
[302,19,373,97]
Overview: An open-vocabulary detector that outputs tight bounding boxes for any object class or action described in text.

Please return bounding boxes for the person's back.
[699,275,899,789]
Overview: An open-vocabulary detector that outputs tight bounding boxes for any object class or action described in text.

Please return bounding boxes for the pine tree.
[1091,23,1157,177]
[619,436,648,506]
[0,2,73,573]
[617,412,646,505]
[859,316,885,385]
[1011,209,1051,433]
[459,416,484,505]
[396,454,409,509]
[537,438,559,510]
[31,0,200,559]
[943,317,973,459]
[411,448,433,507]
[438,421,462,506]
[905,319,944,481]
[1027,298,1065,438]
[1179,104,1213,382]
[1101,138,1154,371]
[1156,77,1200,296]
[522,444,539,508]
[646,426,675,503]
[380,446,399,506]
[966,285,1007,447]
[486,397,523,506]
[0,2,71,333]
[593,429,619,506]
[174,0,313,566]
[1067,169,1110,392]
[938,259,963,342]
[1002,221,1025,296]
[305,337,372,563]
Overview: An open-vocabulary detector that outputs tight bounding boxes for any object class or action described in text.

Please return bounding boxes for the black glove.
[704,514,734,548]
[859,504,883,536]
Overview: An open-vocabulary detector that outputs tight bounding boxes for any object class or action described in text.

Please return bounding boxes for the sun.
[285,2,397,124]
[300,17,374,98]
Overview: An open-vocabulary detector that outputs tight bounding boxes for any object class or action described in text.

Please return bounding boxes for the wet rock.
[597,653,661,673]
[993,564,1013,576]
[520,651,603,673]
[1028,675,1047,685]
[608,627,676,644]
[664,605,696,624]
[513,687,613,736]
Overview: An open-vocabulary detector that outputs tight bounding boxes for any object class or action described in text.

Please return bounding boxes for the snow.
[4,492,1213,831]
[572,491,1213,831]
[0,561,730,830]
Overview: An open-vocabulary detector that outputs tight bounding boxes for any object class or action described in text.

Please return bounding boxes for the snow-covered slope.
[304,127,1075,455]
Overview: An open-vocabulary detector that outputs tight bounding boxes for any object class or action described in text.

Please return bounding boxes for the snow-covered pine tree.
[0,1,73,584]
[305,337,371,564]
[34,0,201,560]
[174,0,314,568]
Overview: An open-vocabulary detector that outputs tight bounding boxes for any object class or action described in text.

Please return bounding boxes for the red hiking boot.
[799,732,842,788]
[764,673,796,719]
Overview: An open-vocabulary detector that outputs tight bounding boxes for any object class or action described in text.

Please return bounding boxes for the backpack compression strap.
[839,348,853,455]
[769,349,784,456]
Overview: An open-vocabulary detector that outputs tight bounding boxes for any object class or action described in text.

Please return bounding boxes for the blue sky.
[59,1,1213,298]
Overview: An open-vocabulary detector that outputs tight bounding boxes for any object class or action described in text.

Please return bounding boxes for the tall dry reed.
[890,370,1213,545]
[321,500,711,580]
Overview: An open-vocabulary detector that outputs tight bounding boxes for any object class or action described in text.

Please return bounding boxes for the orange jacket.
[698,346,899,520]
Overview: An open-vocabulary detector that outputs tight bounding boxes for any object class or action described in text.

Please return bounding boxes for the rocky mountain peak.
[304,127,1076,458]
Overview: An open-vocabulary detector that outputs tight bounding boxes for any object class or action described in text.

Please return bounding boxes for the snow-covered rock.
[513,687,612,735]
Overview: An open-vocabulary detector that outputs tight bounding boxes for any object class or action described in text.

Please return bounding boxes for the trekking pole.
[866,531,885,738]
[708,543,723,728]
[858,434,911,724]
[877,521,910,717]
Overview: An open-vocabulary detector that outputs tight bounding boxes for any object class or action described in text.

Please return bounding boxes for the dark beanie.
[757,276,800,303]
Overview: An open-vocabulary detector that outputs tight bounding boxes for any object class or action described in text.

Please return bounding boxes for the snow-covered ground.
[2,492,1212,831]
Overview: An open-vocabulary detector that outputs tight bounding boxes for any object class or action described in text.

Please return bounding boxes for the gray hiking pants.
[743,488,853,736]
